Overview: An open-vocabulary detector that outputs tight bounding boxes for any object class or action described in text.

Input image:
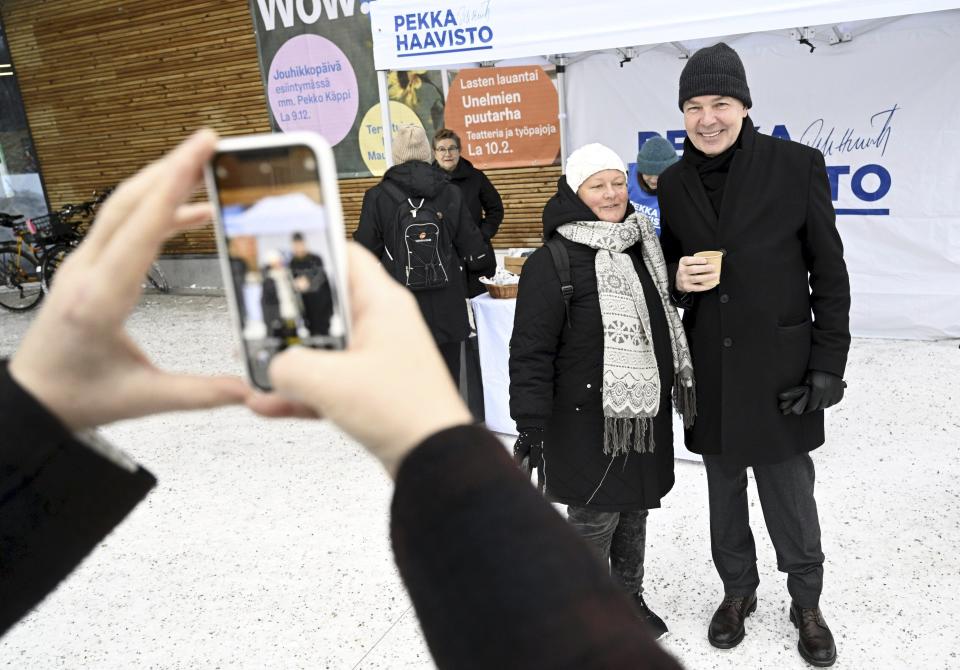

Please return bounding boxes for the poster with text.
[444,65,560,169]
[249,0,445,178]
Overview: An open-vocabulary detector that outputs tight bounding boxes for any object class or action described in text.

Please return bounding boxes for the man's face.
[682,95,748,156]
[434,139,460,172]
[292,240,306,258]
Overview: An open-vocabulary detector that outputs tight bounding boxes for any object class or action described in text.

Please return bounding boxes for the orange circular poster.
[445,65,560,169]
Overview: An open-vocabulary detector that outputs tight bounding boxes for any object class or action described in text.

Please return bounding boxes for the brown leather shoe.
[707,592,757,649]
[790,603,837,666]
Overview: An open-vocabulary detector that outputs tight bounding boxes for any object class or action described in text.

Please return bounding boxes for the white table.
[470,292,702,462]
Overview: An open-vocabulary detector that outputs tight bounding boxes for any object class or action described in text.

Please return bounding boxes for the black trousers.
[437,341,462,384]
[703,452,824,608]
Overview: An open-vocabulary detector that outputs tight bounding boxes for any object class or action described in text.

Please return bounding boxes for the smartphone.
[205,132,350,390]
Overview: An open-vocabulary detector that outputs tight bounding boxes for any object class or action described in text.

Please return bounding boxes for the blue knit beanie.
[635,136,679,176]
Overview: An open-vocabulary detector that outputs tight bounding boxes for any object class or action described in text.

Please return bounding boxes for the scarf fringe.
[603,416,656,456]
[673,370,697,429]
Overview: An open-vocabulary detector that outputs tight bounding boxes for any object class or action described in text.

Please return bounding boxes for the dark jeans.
[566,505,649,595]
[703,452,824,608]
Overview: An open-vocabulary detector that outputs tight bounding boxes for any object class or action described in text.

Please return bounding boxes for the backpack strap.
[545,238,574,327]
[381,180,408,204]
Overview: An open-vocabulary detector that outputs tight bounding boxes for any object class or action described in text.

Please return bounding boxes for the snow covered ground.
[1,294,958,669]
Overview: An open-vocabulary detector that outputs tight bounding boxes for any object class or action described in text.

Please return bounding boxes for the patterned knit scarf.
[557,214,695,456]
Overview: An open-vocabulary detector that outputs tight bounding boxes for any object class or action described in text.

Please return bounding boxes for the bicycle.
[0,212,44,311]
[38,188,170,294]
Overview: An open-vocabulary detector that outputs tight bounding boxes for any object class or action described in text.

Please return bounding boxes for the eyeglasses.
[435,146,459,154]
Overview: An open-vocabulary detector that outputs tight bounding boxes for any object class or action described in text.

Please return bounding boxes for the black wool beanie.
[678,42,752,110]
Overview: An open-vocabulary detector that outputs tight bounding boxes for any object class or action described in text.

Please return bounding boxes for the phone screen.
[211,144,346,389]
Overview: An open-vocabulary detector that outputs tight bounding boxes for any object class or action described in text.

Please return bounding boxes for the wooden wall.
[1,1,555,253]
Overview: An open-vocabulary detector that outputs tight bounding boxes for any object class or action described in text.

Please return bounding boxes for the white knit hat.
[565,143,627,193]
[392,124,432,164]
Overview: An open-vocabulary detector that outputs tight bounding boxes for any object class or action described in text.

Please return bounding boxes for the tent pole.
[555,55,569,171]
[440,68,450,99]
[377,70,394,170]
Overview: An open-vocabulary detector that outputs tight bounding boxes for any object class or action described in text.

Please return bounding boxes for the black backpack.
[381,181,450,292]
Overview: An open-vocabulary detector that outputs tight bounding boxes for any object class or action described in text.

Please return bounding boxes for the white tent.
[366,1,960,339]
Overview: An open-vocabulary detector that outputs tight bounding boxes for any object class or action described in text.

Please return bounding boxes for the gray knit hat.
[392,124,431,164]
[635,136,679,176]
[678,42,752,110]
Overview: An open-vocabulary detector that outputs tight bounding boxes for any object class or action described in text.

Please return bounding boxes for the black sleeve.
[508,248,565,428]
[353,188,385,260]
[477,172,504,241]
[0,363,155,636]
[449,187,488,262]
[657,182,694,308]
[801,150,851,376]
[391,425,683,670]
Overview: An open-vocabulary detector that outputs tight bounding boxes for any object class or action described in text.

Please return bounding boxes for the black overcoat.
[355,161,486,345]
[509,178,675,511]
[435,157,504,297]
[658,120,851,467]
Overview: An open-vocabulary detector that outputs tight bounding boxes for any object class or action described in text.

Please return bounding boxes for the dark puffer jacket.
[509,177,676,511]
[355,161,487,345]
[436,157,503,297]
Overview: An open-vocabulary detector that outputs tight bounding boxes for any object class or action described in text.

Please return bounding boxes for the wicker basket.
[503,256,527,275]
[485,282,519,299]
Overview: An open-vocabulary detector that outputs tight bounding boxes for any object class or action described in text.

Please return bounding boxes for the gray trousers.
[703,452,824,608]
[566,506,648,595]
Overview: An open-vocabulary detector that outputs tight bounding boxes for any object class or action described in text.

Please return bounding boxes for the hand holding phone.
[248,244,473,478]
[205,132,351,390]
[10,130,249,429]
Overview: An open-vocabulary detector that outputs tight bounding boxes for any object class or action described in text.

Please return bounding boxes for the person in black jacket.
[355,124,487,382]
[1,129,684,670]
[509,143,696,639]
[432,128,503,298]
[658,43,849,666]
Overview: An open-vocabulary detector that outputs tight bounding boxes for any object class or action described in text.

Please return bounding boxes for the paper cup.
[693,250,723,288]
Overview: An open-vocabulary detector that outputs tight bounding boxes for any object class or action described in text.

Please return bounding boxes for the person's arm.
[390,425,683,670]
[450,188,490,270]
[801,150,851,377]
[477,172,504,241]
[353,189,385,260]
[508,249,565,429]
[0,363,155,636]
[2,130,246,636]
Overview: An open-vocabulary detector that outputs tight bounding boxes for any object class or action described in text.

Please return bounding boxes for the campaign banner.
[565,12,960,339]
[368,0,957,70]
[249,0,446,177]
[443,66,559,169]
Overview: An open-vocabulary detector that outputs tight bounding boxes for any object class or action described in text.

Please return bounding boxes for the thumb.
[268,346,353,409]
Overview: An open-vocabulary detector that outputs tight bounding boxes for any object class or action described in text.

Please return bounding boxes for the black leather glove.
[778,371,846,415]
[804,370,846,412]
[513,428,544,471]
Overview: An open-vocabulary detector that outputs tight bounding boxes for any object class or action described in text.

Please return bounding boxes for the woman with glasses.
[432,128,503,297]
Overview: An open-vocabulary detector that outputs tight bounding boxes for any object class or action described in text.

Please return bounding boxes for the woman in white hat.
[509,143,695,639]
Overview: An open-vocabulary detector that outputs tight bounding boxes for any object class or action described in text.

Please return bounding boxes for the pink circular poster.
[268,34,359,146]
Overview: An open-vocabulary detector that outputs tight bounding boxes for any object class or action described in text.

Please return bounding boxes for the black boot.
[790,602,837,667]
[631,594,669,640]
[707,591,757,649]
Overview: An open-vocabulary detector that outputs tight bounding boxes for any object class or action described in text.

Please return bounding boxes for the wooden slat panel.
[1,1,558,255]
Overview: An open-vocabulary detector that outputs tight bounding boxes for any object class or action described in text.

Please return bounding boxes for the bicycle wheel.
[145,262,169,293]
[0,249,43,311]
[40,243,75,293]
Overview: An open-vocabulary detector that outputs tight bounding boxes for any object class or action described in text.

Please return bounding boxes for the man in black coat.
[355,124,488,382]
[658,43,850,667]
